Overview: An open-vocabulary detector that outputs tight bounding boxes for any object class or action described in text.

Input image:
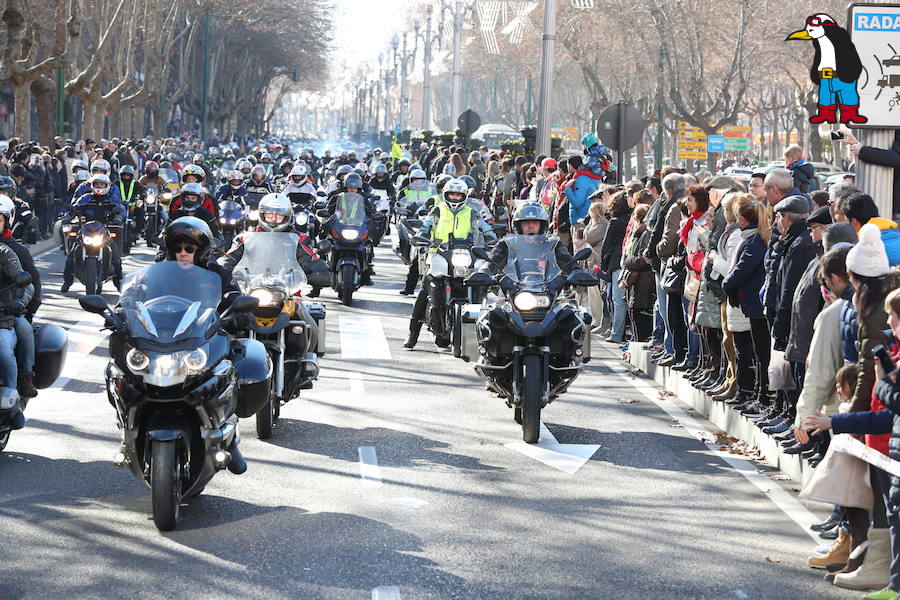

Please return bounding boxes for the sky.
[330,0,413,75]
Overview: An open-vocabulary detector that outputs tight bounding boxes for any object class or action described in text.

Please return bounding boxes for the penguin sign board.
[786,13,869,126]
[847,3,900,129]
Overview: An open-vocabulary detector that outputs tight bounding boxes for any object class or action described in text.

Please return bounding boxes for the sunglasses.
[805,16,833,27]
[173,244,197,253]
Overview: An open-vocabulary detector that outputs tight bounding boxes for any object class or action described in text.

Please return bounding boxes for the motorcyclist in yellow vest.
[403,178,495,349]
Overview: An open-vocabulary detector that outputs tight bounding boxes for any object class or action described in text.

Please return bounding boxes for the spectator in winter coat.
[785,145,817,193]
[600,191,631,343]
[840,191,900,266]
[564,156,603,231]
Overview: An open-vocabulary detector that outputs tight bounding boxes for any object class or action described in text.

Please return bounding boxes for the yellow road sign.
[677,149,707,160]
[677,140,707,150]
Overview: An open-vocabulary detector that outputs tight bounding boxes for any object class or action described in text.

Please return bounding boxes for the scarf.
[680,210,705,245]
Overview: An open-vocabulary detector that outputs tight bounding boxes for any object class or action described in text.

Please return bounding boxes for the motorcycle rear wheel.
[340,264,354,306]
[0,429,10,452]
[150,440,181,531]
[522,354,542,443]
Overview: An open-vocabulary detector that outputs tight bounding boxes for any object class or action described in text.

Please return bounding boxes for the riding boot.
[227,438,247,474]
[307,286,320,298]
[404,320,422,349]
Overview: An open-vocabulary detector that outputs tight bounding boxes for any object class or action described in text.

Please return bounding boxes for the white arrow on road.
[505,422,600,475]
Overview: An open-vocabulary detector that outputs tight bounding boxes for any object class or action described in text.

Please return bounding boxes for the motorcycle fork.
[511,344,550,405]
[275,328,285,398]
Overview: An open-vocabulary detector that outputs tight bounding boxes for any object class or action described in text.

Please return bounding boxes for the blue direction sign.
[707,135,725,153]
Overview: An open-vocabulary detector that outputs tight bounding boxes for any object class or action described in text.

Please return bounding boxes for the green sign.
[725,138,750,151]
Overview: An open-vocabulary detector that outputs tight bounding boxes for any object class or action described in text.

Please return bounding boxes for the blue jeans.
[655,273,674,354]
[610,269,627,342]
[14,317,33,374]
[0,328,17,388]
[818,77,859,106]
[683,297,700,364]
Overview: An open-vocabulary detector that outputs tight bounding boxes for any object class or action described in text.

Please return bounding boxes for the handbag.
[800,435,874,509]
[768,348,797,391]
[661,255,686,294]
[684,274,700,302]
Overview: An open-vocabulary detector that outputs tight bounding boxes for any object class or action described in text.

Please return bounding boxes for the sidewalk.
[28,236,61,259]
[628,344,814,485]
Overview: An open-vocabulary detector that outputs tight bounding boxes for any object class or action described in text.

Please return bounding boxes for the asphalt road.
[0,236,857,600]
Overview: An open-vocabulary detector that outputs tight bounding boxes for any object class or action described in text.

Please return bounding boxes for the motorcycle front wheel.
[340,264,354,306]
[521,354,542,443]
[0,429,10,452]
[83,257,99,295]
[151,440,182,531]
[256,398,274,439]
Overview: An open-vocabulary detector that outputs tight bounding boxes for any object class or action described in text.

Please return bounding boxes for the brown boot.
[808,528,851,570]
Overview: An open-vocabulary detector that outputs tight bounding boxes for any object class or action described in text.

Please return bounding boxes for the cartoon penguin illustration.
[786,13,867,125]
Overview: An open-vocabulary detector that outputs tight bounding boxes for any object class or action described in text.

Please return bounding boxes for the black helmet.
[398,158,411,168]
[512,202,549,234]
[119,165,135,179]
[164,216,213,265]
[0,176,15,191]
[344,172,363,189]
[179,182,204,212]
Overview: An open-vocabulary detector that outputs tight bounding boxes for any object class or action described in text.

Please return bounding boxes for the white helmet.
[410,168,427,180]
[90,159,111,174]
[91,173,111,195]
[257,193,293,232]
[227,169,243,187]
[442,178,468,210]
[0,196,15,232]
[289,164,308,182]
[75,170,90,183]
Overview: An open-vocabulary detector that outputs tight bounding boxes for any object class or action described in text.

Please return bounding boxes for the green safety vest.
[432,204,472,243]
[119,179,136,204]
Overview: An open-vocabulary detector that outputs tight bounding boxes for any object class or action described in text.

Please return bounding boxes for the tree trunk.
[32,77,55,147]
[82,101,97,141]
[12,80,32,140]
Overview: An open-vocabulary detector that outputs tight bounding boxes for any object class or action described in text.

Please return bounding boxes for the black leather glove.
[0,301,26,317]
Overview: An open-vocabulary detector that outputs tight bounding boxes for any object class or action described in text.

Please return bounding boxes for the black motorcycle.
[411,234,487,348]
[317,192,376,306]
[143,188,166,246]
[218,199,246,248]
[232,233,326,439]
[78,262,271,531]
[71,200,121,295]
[0,273,68,453]
[464,237,597,443]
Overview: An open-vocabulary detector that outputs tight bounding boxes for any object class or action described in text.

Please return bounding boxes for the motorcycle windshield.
[231,232,307,295]
[335,192,367,227]
[501,235,562,290]
[159,169,179,184]
[77,202,116,223]
[218,161,236,175]
[219,200,243,217]
[407,180,433,194]
[119,262,222,344]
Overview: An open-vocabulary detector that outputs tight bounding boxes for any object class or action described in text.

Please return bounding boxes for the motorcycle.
[245,191,268,228]
[463,238,597,443]
[143,189,167,246]
[371,189,392,243]
[71,200,121,295]
[78,261,271,531]
[316,192,375,307]
[232,233,326,439]
[411,233,487,348]
[122,197,142,255]
[0,273,68,453]
[218,200,246,248]
[391,206,423,266]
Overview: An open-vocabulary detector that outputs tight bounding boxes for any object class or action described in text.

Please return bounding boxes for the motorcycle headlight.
[83,234,104,246]
[182,348,207,372]
[513,292,550,311]
[250,287,285,307]
[145,195,156,205]
[249,209,259,221]
[295,212,309,225]
[451,251,471,268]
[126,348,150,372]
[220,217,226,224]
[341,229,359,241]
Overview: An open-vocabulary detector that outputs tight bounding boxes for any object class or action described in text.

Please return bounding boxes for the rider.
[403,178,497,349]
[0,240,33,431]
[0,176,39,244]
[61,174,124,293]
[281,164,317,208]
[164,182,223,244]
[482,202,575,273]
[118,165,146,238]
[273,158,294,188]
[72,159,124,208]
[368,163,396,202]
[391,158,412,188]
[169,164,218,216]
[325,173,377,285]
[0,195,40,399]
[215,170,248,208]
[159,216,246,474]
[221,192,329,309]
[324,164,354,195]
[245,164,275,199]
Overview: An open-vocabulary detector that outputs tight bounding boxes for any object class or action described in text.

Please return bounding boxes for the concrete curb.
[629,344,813,486]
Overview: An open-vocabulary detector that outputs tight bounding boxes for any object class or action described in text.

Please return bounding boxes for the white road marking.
[358,446,382,487]
[339,315,392,360]
[371,586,402,600]
[610,364,821,542]
[50,316,110,389]
[505,422,600,475]
[34,246,60,260]
[348,371,366,395]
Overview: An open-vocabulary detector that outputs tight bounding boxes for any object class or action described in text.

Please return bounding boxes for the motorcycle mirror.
[316,209,330,218]
[13,271,32,288]
[571,247,592,263]
[231,295,259,314]
[411,235,431,247]
[464,272,494,287]
[316,190,326,198]
[405,219,422,229]
[471,246,491,261]
[79,294,109,314]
